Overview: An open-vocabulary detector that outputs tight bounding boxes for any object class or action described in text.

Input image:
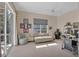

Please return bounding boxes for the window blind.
[34,18,48,25]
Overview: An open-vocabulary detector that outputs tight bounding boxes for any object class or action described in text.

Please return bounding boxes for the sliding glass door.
[0,3,15,57]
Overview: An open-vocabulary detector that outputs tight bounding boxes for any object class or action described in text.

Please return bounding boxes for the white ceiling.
[13,2,79,16]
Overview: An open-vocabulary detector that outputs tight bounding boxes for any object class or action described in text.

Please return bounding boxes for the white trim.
[13,12,17,46]
[47,25,48,33]
[4,3,7,56]
[39,25,41,34]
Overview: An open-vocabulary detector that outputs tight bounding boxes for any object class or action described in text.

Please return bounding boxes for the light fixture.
[52,9,55,13]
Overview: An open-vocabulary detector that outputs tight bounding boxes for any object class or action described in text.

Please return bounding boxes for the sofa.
[33,33,54,43]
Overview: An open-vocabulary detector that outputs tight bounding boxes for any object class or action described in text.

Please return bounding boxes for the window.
[41,25,47,33]
[34,24,40,33]
[33,18,48,33]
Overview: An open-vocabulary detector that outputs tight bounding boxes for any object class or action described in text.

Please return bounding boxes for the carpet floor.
[7,40,75,57]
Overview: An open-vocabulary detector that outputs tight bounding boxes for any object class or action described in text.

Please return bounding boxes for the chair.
[18,33,27,45]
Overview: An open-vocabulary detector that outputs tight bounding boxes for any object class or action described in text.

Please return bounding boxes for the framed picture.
[25,24,28,29]
[27,24,31,29]
[20,23,25,29]
[49,26,52,30]
[23,28,29,33]
[23,18,28,24]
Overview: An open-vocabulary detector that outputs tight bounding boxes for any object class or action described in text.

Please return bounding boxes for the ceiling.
[13,2,79,16]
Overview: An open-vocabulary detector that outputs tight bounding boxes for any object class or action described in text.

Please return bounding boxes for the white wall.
[16,11,57,41]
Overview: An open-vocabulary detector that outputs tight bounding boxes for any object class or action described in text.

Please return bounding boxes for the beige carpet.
[7,40,75,57]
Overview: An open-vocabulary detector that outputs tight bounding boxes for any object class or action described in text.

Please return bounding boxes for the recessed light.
[52,9,55,12]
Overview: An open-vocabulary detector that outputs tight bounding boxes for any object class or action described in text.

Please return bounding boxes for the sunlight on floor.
[36,45,47,48]
[1,49,4,55]
[36,43,57,48]
[48,43,57,46]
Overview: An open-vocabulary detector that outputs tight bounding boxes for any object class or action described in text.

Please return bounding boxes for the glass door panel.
[6,5,13,55]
